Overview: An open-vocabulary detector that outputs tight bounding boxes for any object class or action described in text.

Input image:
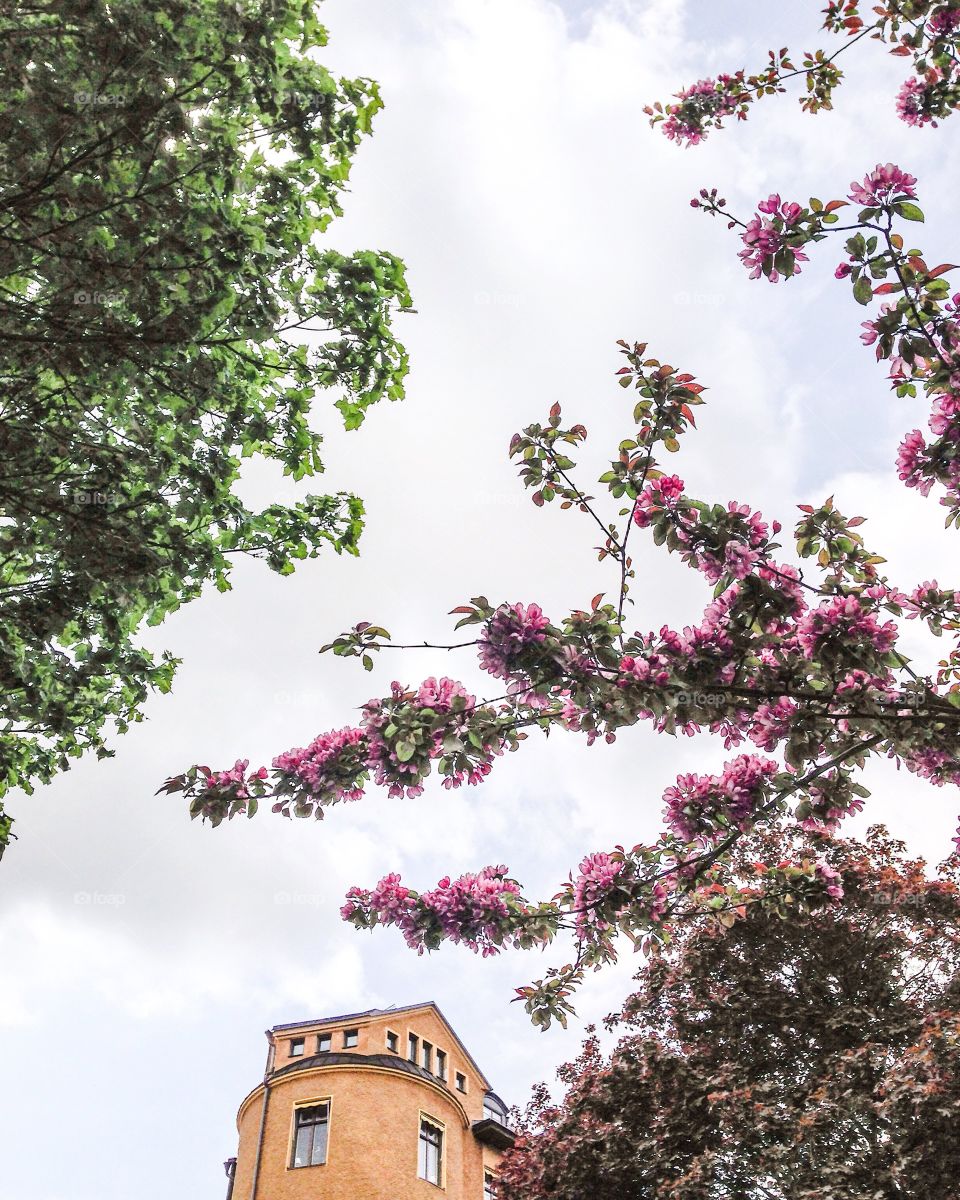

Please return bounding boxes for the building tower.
[225,1002,514,1200]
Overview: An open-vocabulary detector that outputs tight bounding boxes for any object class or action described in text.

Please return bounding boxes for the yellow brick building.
[225,1002,514,1199]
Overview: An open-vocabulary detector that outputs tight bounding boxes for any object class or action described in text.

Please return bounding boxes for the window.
[289,1037,305,1057]
[485,1171,496,1199]
[483,1094,508,1125]
[343,1028,359,1049]
[408,1033,419,1062]
[386,1030,399,1053]
[436,1049,447,1082]
[317,1033,331,1053]
[421,1040,433,1072]
[291,1103,329,1168]
[418,1116,443,1185]
[455,1072,467,1093]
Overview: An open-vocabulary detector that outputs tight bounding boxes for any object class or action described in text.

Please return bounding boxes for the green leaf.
[853,276,873,305]
[895,201,924,223]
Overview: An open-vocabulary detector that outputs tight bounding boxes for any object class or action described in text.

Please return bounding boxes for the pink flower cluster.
[571,851,668,942]
[929,7,960,38]
[662,75,742,146]
[738,195,808,282]
[896,73,941,127]
[904,746,960,788]
[363,678,479,799]
[201,758,267,799]
[897,429,934,495]
[663,754,778,843]
[848,162,918,207]
[672,500,773,585]
[748,697,797,752]
[478,602,551,681]
[814,862,844,900]
[272,727,367,805]
[796,594,898,661]
[343,866,524,957]
[632,475,685,529]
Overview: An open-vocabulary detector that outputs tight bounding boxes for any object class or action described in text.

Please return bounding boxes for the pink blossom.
[896,75,938,127]
[661,75,742,146]
[738,195,808,282]
[896,429,934,495]
[344,866,526,957]
[848,162,918,207]
[814,862,844,900]
[663,754,778,843]
[797,594,898,661]
[748,697,796,752]
[273,727,367,804]
[478,602,550,681]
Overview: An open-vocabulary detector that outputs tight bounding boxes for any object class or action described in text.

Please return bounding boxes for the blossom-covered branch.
[160,250,960,1022]
[695,165,960,519]
[646,2,960,147]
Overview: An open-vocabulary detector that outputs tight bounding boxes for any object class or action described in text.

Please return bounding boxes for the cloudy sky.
[4,2,959,1197]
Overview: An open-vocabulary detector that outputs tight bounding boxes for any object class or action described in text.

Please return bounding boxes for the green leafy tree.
[498,826,960,1200]
[0,0,412,851]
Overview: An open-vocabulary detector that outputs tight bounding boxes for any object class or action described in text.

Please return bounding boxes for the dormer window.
[289,1037,305,1057]
[483,1094,508,1125]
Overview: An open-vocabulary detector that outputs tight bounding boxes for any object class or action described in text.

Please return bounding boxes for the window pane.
[343,1029,358,1048]
[317,1034,331,1052]
[293,1124,313,1168]
[408,1034,418,1062]
[421,1042,432,1071]
[310,1118,328,1165]
[436,1050,447,1080]
[290,1038,304,1056]
[418,1119,442,1184]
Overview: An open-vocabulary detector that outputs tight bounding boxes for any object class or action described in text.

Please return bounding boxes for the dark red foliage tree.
[497,826,960,1200]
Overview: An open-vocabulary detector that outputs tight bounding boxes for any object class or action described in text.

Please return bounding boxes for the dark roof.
[268,1000,494,1092]
[271,1006,400,1034]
